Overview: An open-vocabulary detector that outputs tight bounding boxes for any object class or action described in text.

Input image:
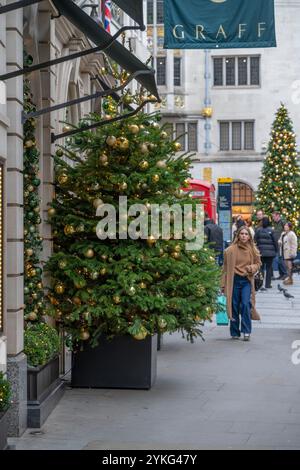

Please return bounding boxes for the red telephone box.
[181,179,217,222]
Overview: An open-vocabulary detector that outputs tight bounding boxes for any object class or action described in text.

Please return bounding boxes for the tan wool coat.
[221,243,261,321]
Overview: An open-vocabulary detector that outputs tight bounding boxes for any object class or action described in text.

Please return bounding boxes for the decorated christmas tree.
[45,103,220,348]
[23,52,45,323]
[256,104,300,234]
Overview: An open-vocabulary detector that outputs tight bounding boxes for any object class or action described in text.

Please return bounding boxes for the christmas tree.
[23,51,45,323]
[256,104,300,234]
[45,106,220,348]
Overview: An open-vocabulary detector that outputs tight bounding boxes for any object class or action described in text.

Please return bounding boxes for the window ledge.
[212,85,261,90]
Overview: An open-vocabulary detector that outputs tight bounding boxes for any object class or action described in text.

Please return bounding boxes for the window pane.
[213,58,223,86]
[176,123,186,151]
[238,57,248,85]
[244,121,254,150]
[232,122,242,150]
[147,0,154,24]
[250,57,260,85]
[157,0,164,24]
[157,57,166,86]
[164,123,173,139]
[220,122,230,151]
[174,58,181,86]
[188,123,197,151]
[225,58,235,86]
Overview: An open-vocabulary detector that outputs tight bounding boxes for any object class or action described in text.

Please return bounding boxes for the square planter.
[27,356,65,428]
[72,334,157,390]
[0,411,8,450]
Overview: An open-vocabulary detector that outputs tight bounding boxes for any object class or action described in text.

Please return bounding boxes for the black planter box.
[157,332,164,350]
[27,356,65,428]
[0,411,8,450]
[72,334,157,390]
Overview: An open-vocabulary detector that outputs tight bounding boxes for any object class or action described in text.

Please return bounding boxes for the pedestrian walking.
[246,218,255,239]
[254,209,264,231]
[221,226,261,341]
[254,216,278,289]
[278,222,298,285]
[271,211,288,280]
[232,216,246,241]
[204,212,224,266]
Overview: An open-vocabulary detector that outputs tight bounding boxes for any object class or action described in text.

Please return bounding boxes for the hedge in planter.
[24,322,60,367]
[0,372,11,450]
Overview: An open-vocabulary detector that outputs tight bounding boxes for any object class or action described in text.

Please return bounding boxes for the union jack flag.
[104,0,112,34]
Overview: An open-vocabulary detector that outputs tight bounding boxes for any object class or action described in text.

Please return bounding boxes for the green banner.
[164,0,276,49]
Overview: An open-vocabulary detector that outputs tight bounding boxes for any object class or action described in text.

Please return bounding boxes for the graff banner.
[164,0,276,49]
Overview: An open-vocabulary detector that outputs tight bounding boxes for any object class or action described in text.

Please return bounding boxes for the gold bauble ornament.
[113,295,121,304]
[106,135,117,147]
[29,268,37,277]
[25,140,35,148]
[161,131,168,139]
[139,160,149,170]
[62,124,72,133]
[152,174,160,183]
[119,182,128,191]
[73,297,82,305]
[101,254,108,261]
[100,268,107,276]
[55,283,65,294]
[152,122,160,129]
[32,293,38,300]
[133,327,147,341]
[128,124,140,134]
[85,249,94,258]
[156,160,167,169]
[56,148,64,157]
[83,311,90,321]
[27,185,34,192]
[26,248,34,257]
[171,252,180,259]
[37,282,43,289]
[128,286,136,296]
[27,312,38,321]
[117,137,129,150]
[48,207,56,218]
[58,173,68,184]
[99,154,108,165]
[191,254,198,263]
[174,245,181,253]
[139,282,147,289]
[158,318,167,330]
[173,142,182,151]
[93,198,104,209]
[139,143,149,154]
[64,225,75,236]
[149,143,156,151]
[80,330,90,341]
[147,235,156,246]
[58,260,67,269]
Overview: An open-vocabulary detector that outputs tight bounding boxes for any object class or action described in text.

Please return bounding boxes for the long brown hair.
[233,226,260,258]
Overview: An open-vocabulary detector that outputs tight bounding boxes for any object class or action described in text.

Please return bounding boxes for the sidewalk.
[9,278,300,450]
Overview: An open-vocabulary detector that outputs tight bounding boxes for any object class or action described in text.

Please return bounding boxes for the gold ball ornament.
[149,143,156,151]
[147,235,156,246]
[117,137,129,150]
[161,131,168,139]
[26,248,34,256]
[101,254,108,261]
[58,173,68,185]
[173,142,182,151]
[37,282,43,289]
[64,225,75,236]
[85,249,95,259]
[58,260,67,269]
[80,329,90,341]
[100,268,107,276]
[171,252,180,259]
[27,312,38,321]
[62,124,72,133]
[133,327,148,341]
[55,283,65,295]
[156,160,167,169]
[128,286,136,296]
[119,182,128,191]
[73,297,82,306]
[29,268,37,277]
[128,124,140,134]
[158,318,167,330]
[139,143,149,154]
[56,148,64,157]
[191,254,198,263]
[113,295,121,304]
[93,198,104,209]
[152,174,160,183]
[106,135,117,147]
[139,160,149,170]
[83,311,90,321]
[139,282,147,289]
[174,245,181,253]
[48,207,56,217]
[25,140,35,148]
[152,122,160,129]
[99,154,108,165]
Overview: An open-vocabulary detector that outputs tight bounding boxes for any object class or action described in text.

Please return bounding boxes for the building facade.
[0,0,150,436]
[147,0,300,218]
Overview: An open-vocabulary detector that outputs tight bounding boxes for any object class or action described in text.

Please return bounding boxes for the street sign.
[218,179,232,243]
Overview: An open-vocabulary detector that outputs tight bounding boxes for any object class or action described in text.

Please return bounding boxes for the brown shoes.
[283,277,293,285]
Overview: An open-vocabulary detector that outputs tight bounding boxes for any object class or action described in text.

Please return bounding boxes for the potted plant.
[25,322,64,427]
[0,372,11,450]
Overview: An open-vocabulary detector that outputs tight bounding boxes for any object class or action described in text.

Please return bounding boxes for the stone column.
[5,2,27,437]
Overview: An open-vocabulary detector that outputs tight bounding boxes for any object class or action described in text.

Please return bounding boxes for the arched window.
[233,182,254,206]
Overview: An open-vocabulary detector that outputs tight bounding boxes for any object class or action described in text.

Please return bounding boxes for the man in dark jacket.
[254,216,278,288]
[272,211,288,280]
[204,213,224,266]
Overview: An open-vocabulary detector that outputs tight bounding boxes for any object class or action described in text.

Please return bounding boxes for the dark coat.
[254,227,278,258]
[204,220,224,252]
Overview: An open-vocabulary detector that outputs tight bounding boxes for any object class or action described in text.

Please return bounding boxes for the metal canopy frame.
[0,0,43,15]
[51,97,157,142]
[0,24,140,82]
[22,69,154,122]
[112,0,145,30]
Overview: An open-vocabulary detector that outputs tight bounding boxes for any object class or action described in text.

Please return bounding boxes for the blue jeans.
[230,274,252,337]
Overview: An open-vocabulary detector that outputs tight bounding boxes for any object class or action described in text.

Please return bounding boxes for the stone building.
[147,0,300,219]
[0,0,152,437]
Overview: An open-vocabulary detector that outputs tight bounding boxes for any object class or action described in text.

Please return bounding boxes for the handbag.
[254,270,264,291]
[216,295,229,325]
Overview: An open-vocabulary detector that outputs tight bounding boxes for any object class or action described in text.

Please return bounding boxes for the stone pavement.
[9,276,300,450]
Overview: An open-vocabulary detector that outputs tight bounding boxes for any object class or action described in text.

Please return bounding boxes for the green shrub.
[0,372,11,413]
[24,323,60,367]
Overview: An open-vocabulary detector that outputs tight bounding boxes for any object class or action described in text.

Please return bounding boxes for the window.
[157,0,164,24]
[163,121,198,152]
[219,121,255,151]
[176,123,186,151]
[233,182,254,205]
[213,58,223,86]
[188,123,197,151]
[174,57,181,86]
[213,56,260,87]
[147,0,154,24]
[157,57,166,86]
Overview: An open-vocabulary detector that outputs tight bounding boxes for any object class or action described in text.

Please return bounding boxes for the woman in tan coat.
[221,226,261,341]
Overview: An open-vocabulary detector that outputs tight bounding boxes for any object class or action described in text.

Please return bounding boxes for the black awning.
[52,0,159,99]
[113,0,145,29]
